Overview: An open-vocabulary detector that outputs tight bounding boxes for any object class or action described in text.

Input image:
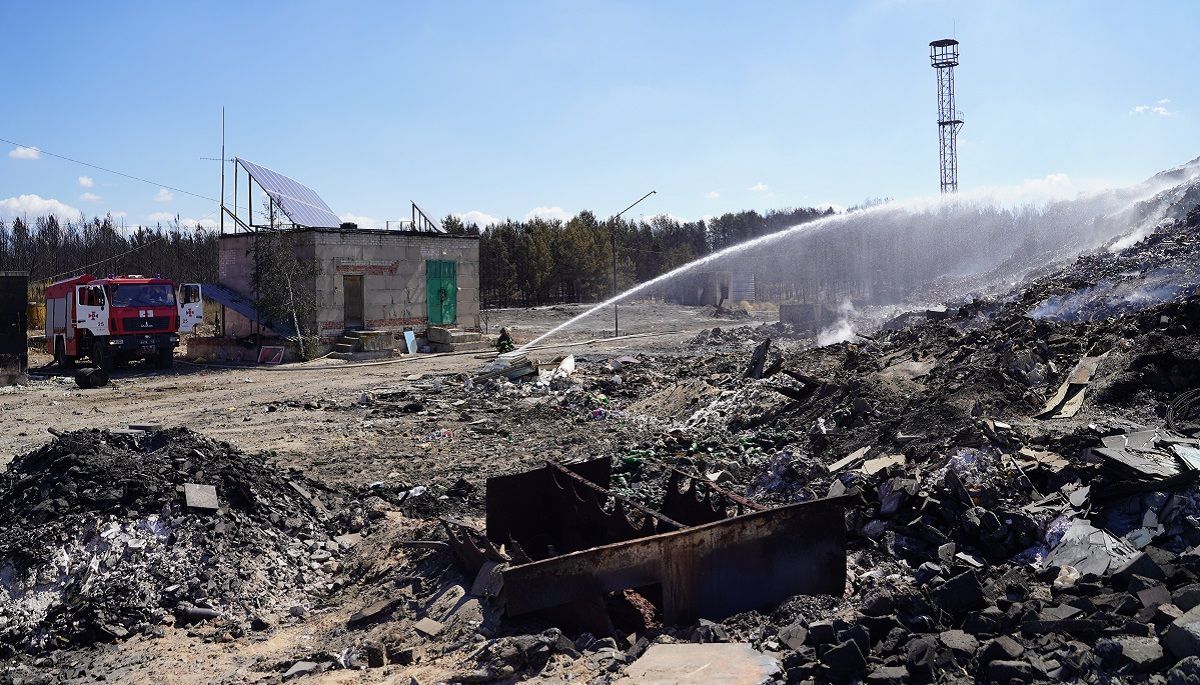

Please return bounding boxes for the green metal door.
[426,260,457,325]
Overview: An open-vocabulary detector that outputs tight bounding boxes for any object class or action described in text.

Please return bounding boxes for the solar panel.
[237,158,342,229]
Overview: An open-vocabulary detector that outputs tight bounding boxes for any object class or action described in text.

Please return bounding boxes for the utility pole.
[609,190,656,337]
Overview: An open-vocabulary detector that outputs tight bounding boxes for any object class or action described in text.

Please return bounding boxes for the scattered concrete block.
[413,617,444,637]
[615,643,781,685]
[283,660,319,680]
[129,423,163,431]
[349,598,399,626]
[182,483,218,512]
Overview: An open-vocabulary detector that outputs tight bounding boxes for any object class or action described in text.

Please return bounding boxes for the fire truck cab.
[44,274,203,370]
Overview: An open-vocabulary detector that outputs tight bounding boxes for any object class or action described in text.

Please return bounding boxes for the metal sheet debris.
[1038,353,1108,419]
[446,459,848,632]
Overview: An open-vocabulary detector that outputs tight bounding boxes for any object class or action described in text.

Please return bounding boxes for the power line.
[44,235,171,282]
[0,135,218,203]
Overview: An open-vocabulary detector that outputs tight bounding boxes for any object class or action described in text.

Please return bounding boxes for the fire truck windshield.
[106,283,176,307]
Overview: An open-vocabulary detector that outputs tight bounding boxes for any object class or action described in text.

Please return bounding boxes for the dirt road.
[1,303,762,470]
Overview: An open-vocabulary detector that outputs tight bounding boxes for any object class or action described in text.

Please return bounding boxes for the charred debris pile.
[420,213,1200,682]
[0,428,349,655]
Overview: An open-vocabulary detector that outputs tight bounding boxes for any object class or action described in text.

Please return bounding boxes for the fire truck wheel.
[154,348,174,370]
[93,343,115,372]
[55,340,76,368]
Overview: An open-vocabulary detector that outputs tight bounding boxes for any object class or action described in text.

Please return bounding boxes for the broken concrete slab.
[182,483,218,512]
[283,660,319,680]
[862,454,906,476]
[1166,605,1200,659]
[1041,519,1141,577]
[828,446,871,473]
[333,533,363,549]
[413,617,444,638]
[127,422,163,432]
[614,643,781,685]
[348,598,400,626]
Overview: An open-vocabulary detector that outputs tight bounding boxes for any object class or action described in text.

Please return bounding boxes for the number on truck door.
[74,285,108,335]
[178,284,203,332]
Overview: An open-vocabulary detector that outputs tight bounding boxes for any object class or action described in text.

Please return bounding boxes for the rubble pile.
[411,210,1200,682]
[6,205,1200,682]
[0,428,345,654]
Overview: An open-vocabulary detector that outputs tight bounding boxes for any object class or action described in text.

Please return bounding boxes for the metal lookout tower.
[930,39,963,193]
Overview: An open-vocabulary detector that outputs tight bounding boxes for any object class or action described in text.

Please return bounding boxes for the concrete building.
[213,228,479,339]
[193,158,483,361]
[663,271,756,307]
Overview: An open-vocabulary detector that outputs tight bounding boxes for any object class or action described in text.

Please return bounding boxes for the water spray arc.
[930,39,963,193]
[514,159,1200,354]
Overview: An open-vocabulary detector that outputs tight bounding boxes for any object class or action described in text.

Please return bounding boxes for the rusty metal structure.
[443,458,848,634]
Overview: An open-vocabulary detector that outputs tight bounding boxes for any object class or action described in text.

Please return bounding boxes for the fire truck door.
[178,284,203,331]
[74,285,108,336]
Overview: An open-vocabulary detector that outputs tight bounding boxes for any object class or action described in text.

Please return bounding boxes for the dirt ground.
[1,303,758,471]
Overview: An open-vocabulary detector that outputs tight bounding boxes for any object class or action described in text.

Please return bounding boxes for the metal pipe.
[219,107,225,236]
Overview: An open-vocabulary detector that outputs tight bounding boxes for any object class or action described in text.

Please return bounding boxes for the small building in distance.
[663,271,756,307]
[196,158,482,361]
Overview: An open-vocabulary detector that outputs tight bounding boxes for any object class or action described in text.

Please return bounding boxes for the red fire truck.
[44,275,203,370]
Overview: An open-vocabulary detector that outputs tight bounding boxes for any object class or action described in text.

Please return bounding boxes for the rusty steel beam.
[501,495,849,624]
[663,467,767,526]
[546,460,682,530]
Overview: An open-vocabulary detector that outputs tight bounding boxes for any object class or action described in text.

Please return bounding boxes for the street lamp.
[608,190,656,338]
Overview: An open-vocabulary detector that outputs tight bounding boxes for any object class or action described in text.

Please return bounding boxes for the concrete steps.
[427,326,491,352]
[427,327,481,344]
[330,330,396,361]
[430,339,494,353]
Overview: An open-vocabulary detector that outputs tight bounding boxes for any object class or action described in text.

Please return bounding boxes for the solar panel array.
[237,158,342,229]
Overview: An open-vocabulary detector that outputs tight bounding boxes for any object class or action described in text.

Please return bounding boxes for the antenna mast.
[930,39,963,193]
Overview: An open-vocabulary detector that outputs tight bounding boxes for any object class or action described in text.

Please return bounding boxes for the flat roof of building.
[218,227,478,241]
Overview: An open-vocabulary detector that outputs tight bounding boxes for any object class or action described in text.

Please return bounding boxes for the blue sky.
[0,0,1196,230]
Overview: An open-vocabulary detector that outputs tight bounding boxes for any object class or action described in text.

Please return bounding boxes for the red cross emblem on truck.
[88,312,98,320]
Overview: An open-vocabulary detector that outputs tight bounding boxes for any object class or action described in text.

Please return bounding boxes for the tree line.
[0,214,218,287]
[0,205,843,310]
[442,207,835,308]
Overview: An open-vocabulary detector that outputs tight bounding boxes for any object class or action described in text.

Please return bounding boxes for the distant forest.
[0,215,217,286]
[0,206,834,307]
[443,207,835,308]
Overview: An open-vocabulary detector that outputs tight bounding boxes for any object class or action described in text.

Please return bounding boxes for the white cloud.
[525,206,571,222]
[182,216,218,230]
[705,191,720,199]
[0,194,80,221]
[8,146,40,160]
[1132,100,1176,117]
[455,210,501,227]
[154,188,174,202]
[78,175,94,188]
[141,211,216,230]
[339,212,381,229]
[79,192,102,202]
[747,182,769,192]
